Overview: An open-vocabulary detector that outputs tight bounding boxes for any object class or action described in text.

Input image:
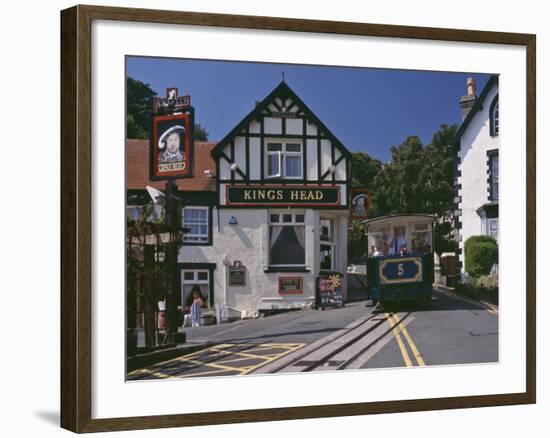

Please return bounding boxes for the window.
[490,96,499,136]
[181,270,210,308]
[320,217,335,271]
[182,207,209,243]
[489,153,499,201]
[269,212,305,266]
[367,224,390,257]
[487,218,499,240]
[126,206,142,221]
[411,222,432,253]
[265,141,303,179]
[266,143,281,178]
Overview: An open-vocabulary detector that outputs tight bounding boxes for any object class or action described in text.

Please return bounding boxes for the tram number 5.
[397,263,404,276]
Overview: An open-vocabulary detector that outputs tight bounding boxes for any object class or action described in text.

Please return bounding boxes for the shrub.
[464,235,498,277]
[476,273,499,291]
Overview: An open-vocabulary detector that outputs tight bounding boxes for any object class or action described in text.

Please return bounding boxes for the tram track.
[297,311,412,372]
[334,311,413,370]
[262,306,415,373]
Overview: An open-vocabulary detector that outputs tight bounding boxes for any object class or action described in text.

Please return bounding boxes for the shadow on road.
[379,291,491,314]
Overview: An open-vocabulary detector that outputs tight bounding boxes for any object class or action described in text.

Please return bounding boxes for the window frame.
[181,269,211,308]
[486,218,499,241]
[410,221,433,253]
[489,95,499,137]
[268,211,306,269]
[264,140,304,180]
[319,217,336,272]
[181,206,212,246]
[487,150,499,202]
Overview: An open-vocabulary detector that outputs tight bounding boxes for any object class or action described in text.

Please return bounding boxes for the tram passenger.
[369,245,382,257]
[389,227,406,255]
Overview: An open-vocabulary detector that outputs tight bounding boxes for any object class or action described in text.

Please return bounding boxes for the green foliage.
[434,217,458,254]
[370,124,457,218]
[194,123,209,141]
[464,235,498,277]
[351,151,382,188]
[127,77,157,139]
[371,135,426,215]
[476,273,499,291]
[347,220,365,263]
[456,272,499,305]
[126,76,209,141]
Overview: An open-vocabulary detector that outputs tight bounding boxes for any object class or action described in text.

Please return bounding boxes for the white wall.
[457,84,499,264]
[3,1,547,438]
[180,208,349,312]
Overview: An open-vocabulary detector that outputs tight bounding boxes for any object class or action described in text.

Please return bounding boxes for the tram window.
[411,223,432,252]
[368,231,390,256]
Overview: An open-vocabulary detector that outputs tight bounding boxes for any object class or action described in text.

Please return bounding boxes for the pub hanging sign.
[150,87,195,181]
[225,185,341,206]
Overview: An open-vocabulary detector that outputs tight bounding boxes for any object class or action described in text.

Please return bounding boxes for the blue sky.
[127,57,490,161]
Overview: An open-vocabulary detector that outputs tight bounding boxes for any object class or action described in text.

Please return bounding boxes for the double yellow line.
[384,312,425,367]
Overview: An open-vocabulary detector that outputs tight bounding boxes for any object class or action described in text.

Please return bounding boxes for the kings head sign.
[225,185,340,206]
[150,112,194,180]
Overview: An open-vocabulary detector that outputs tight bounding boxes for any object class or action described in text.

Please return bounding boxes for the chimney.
[460,77,477,120]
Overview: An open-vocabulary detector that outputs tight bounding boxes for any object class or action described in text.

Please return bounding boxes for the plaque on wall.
[228,261,246,286]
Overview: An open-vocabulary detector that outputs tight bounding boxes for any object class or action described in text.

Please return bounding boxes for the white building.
[453,76,499,269]
[128,81,352,316]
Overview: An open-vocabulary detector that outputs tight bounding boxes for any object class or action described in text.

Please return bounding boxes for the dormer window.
[265,141,303,179]
[490,96,499,136]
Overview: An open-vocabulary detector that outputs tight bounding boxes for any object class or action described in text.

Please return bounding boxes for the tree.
[127,77,157,139]
[371,135,427,215]
[126,76,210,141]
[420,124,457,217]
[194,123,209,141]
[351,151,382,188]
[350,151,382,218]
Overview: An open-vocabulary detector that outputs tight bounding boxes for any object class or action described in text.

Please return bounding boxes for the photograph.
[125,57,500,381]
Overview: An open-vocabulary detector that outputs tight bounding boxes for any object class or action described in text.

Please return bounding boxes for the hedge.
[464,235,498,277]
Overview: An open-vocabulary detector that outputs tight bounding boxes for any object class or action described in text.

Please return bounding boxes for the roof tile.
[126,140,217,191]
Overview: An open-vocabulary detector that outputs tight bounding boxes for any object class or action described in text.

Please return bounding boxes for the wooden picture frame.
[60,4,536,433]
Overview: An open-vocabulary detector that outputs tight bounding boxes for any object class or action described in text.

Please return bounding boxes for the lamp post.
[164,179,190,344]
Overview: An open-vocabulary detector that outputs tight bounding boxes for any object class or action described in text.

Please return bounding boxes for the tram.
[362,214,436,305]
